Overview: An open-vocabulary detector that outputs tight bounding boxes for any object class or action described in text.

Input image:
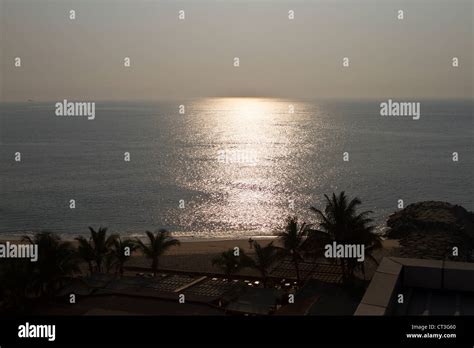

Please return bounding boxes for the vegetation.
[242,241,279,287]
[309,191,382,282]
[275,216,307,285]
[0,191,383,314]
[0,258,35,313]
[22,232,79,300]
[108,237,138,277]
[211,248,247,280]
[75,227,118,273]
[0,232,79,312]
[0,228,181,313]
[135,229,180,277]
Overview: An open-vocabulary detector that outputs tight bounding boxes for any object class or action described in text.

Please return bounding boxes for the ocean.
[1,98,472,240]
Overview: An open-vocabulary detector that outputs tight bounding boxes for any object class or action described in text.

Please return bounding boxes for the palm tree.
[75,227,117,273]
[243,241,279,287]
[309,191,382,282]
[22,232,79,300]
[275,216,307,285]
[211,248,246,280]
[136,229,180,277]
[109,237,137,277]
[347,214,382,280]
[75,236,95,274]
[0,258,34,313]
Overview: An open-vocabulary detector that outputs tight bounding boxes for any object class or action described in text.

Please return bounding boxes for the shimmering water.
[1,98,472,239]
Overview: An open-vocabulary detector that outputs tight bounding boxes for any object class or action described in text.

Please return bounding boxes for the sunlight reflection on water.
[1,99,472,239]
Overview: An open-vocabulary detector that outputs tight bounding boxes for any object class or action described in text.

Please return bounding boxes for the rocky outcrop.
[386,201,474,261]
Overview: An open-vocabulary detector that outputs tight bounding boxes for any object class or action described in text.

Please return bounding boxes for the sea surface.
[1,98,472,240]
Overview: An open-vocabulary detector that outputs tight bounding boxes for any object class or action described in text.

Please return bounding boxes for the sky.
[0,0,472,101]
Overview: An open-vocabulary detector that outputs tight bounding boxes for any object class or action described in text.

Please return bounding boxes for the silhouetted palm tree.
[136,229,180,277]
[109,237,137,277]
[243,241,279,287]
[309,191,382,282]
[75,237,95,274]
[0,258,34,313]
[275,217,307,285]
[75,227,117,273]
[22,232,79,300]
[212,248,246,280]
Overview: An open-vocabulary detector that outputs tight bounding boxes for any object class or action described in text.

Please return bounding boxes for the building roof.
[226,288,282,315]
[355,257,474,315]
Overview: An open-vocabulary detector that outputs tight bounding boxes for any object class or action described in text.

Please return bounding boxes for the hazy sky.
[0,0,472,101]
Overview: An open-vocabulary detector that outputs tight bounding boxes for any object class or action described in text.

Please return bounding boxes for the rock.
[385,201,474,261]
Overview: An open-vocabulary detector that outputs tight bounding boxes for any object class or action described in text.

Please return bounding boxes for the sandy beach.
[161,238,276,255]
[0,236,398,255]
[1,236,398,280]
[0,236,275,254]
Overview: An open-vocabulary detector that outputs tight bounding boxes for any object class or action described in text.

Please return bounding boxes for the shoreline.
[0,235,399,257]
[0,224,390,243]
[0,233,277,243]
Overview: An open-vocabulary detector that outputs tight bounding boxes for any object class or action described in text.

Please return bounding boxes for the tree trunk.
[340,258,348,284]
[293,255,301,285]
[97,258,102,273]
[152,258,158,277]
[260,270,267,288]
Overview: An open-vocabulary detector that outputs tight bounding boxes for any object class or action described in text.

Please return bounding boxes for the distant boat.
[27,99,34,102]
